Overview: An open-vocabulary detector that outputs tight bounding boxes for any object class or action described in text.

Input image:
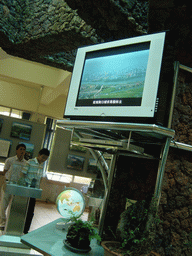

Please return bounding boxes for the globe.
[56,187,85,220]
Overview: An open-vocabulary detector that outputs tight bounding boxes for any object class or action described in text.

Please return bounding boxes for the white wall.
[0,81,40,112]
[0,49,71,119]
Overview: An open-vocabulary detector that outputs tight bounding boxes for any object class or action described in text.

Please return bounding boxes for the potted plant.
[64,213,101,253]
[101,197,161,256]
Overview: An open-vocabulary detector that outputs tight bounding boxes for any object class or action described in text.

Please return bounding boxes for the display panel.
[64,31,175,127]
[76,42,150,108]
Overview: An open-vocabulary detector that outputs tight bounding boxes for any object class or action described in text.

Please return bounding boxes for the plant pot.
[64,239,91,253]
[101,241,123,256]
[66,224,91,249]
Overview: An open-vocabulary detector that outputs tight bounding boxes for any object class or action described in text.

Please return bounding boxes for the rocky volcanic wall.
[154,72,192,256]
[156,147,192,256]
[0,0,101,71]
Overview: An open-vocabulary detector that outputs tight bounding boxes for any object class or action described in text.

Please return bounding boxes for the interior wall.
[38,94,67,120]
[0,80,67,119]
[48,127,98,179]
[0,57,67,87]
[0,80,40,112]
[0,114,46,163]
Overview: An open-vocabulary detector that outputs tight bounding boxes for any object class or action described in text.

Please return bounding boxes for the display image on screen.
[76,42,150,107]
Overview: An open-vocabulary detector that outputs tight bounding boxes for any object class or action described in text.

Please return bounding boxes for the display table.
[21,218,104,256]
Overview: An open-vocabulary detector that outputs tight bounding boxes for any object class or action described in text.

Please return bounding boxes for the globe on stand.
[55,187,85,230]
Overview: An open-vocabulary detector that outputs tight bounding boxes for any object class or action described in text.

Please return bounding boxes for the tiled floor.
[29,200,89,231]
[29,200,62,232]
[0,200,89,255]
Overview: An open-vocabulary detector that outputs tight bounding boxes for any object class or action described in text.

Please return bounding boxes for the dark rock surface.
[1,0,192,72]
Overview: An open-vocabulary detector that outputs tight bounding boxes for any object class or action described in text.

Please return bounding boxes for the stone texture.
[156,147,192,255]
[1,0,192,71]
[0,0,103,71]
[0,0,147,72]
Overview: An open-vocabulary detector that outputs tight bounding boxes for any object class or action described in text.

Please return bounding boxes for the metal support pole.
[98,153,117,237]
[168,61,180,128]
[154,137,172,206]
[87,148,108,191]
[126,131,132,150]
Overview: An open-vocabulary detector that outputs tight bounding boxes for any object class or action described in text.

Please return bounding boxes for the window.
[0,106,30,119]
[73,176,92,185]
[46,172,92,185]
[47,172,73,183]
[0,106,10,116]
[0,163,4,172]
[10,109,23,119]
[59,174,73,183]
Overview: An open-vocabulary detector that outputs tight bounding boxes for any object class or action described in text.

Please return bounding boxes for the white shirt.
[4,155,27,182]
[22,157,44,188]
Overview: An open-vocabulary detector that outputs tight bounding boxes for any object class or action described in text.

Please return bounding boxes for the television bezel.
[64,31,174,127]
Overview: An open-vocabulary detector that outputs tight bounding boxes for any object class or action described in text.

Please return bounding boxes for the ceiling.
[0,47,71,114]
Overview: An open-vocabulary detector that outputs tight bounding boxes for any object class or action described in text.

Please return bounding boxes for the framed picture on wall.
[19,142,34,160]
[10,122,32,141]
[87,158,100,174]
[0,138,12,157]
[67,154,85,171]
[0,118,4,133]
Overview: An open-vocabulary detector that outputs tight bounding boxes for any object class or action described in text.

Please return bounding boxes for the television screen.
[77,42,150,108]
[64,31,175,127]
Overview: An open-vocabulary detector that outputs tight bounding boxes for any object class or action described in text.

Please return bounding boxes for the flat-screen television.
[64,31,175,127]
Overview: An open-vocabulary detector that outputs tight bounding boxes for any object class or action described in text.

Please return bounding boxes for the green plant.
[107,197,162,255]
[66,212,101,250]
[70,214,101,242]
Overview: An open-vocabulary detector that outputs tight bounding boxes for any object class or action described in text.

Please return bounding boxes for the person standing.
[23,148,50,234]
[0,143,27,228]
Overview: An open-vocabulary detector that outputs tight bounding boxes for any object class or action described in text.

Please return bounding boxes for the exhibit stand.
[0,184,42,248]
[57,120,175,236]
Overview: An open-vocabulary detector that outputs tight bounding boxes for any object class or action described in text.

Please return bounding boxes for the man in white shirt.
[0,143,27,228]
[23,148,50,234]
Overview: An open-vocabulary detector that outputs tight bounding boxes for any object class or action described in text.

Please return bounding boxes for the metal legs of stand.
[154,137,172,206]
[99,154,117,237]
[5,195,29,236]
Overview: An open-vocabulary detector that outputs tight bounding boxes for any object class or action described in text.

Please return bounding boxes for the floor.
[0,200,89,255]
[29,200,62,232]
